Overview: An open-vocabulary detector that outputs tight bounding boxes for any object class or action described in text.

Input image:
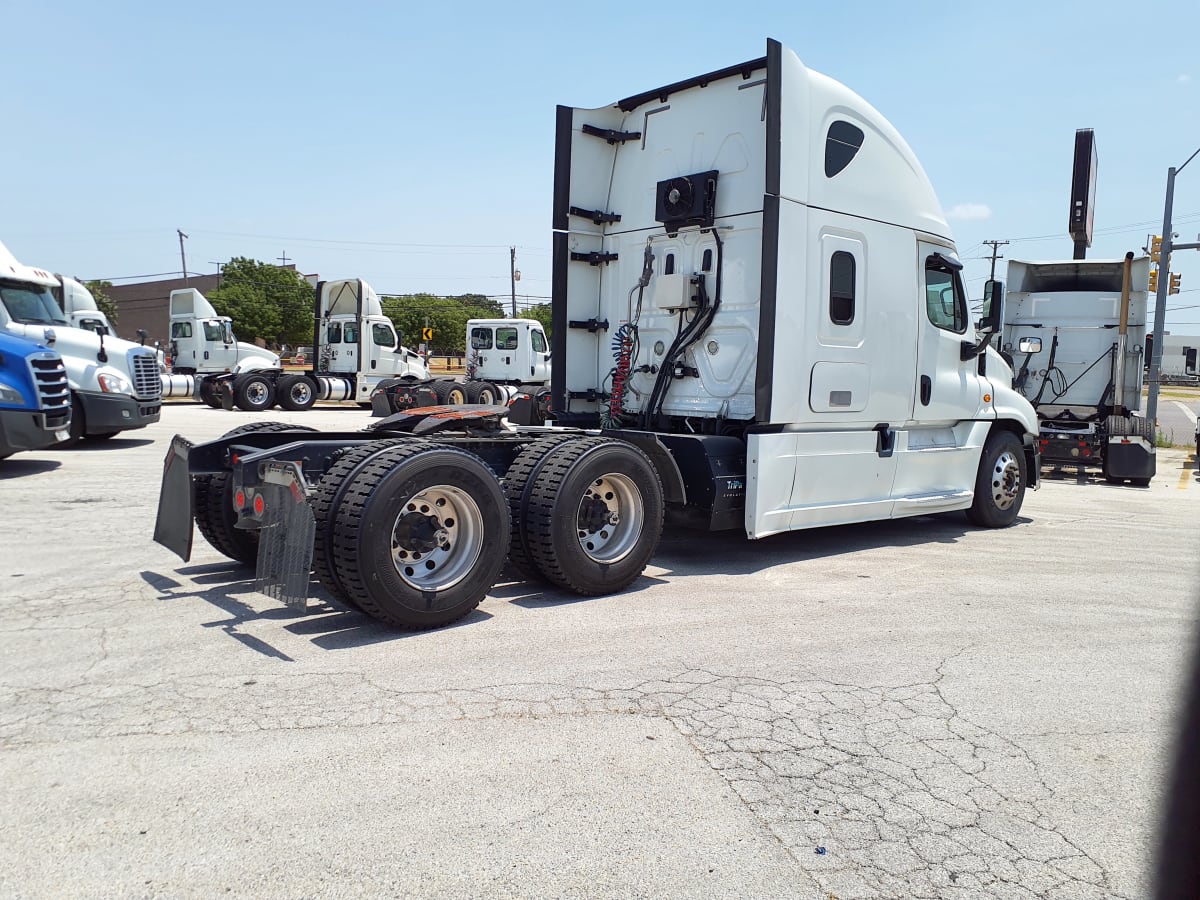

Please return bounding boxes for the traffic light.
[1150,235,1163,262]
[1149,268,1159,292]
[1170,273,1182,295]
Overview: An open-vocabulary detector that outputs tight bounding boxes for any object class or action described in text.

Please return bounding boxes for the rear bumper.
[0,407,70,455]
[77,390,161,433]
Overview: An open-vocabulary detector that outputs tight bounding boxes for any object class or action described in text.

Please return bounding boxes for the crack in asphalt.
[0,664,1125,898]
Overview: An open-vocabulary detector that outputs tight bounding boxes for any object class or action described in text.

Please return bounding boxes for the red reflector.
[1082,449,1091,457]
[253,495,265,515]
[235,489,245,509]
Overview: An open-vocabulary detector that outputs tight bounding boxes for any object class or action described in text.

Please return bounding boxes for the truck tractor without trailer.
[1001,254,1155,485]
[0,330,71,459]
[0,241,161,443]
[369,316,552,420]
[155,39,1041,632]
[160,282,430,411]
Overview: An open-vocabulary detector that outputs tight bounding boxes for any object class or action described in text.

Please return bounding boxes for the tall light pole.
[1146,146,1200,423]
[177,229,189,285]
[509,246,518,317]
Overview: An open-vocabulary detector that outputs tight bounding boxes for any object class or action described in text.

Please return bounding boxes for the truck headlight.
[98,373,133,394]
[0,383,24,405]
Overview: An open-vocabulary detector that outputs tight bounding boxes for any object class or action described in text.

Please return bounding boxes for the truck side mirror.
[979,280,1003,334]
[136,328,148,345]
[1018,337,1042,354]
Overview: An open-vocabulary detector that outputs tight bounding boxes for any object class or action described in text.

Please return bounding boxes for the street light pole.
[1146,145,1200,423]
[510,246,517,318]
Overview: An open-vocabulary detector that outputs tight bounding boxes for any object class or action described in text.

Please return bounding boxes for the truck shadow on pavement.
[0,459,61,479]
[67,437,154,452]
[141,563,494,656]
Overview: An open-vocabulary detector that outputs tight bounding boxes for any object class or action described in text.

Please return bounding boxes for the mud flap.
[254,461,316,611]
[153,435,195,560]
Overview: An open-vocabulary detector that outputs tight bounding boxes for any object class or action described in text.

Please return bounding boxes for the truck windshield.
[0,281,70,326]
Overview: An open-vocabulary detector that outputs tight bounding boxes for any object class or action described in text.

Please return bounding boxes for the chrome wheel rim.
[575,473,643,563]
[245,380,270,407]
[992,449,1022,510]
[290,381,312,405]
[390,485,484,591]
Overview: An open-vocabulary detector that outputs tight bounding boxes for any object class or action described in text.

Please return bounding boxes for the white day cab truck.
[0,330,71,459]
[368,316,552,419]
[0,242,162,444]
[159,283,430,410]
[154,39,1040,631]
[1000,254,1155,485]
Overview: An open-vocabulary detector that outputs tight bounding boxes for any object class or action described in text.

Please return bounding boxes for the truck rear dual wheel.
[329,445,509,630]
[192,422,317,564]
[234,374,276,412]
[520,437,665,595]
[466,381,500,404]
[276,374,317,411]
[309,439,410,610]
[432,380,469,405]
[965,430,1026,528]
[199,379,223,409]
[502,436,575,581]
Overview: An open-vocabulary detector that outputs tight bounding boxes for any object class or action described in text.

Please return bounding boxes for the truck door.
[530,325,551,382]
[202,320,237,371]
[370,321,402,374]
[326,320,360,374]
[912,246,981,422]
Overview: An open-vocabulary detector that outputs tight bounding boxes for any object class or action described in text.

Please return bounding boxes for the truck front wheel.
[330,445,509,630]
[965,430,1026,527]
[234,374,276,412]
[524,438,664,595]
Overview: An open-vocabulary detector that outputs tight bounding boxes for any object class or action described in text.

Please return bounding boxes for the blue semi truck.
[0,330,71,459]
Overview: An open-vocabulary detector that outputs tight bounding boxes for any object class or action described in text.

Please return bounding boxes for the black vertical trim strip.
[755,194,780,422]
[552,105,574,232]
[311,280,324,374]
[764,39,782,198]
[551,231,569,415]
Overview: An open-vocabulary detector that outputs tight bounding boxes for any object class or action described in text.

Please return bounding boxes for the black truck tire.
[199,379,223,408]
[276,374,318,411]
[310,439,410,610]
[234,373,277,412]
[466,381,501,404]
[523,437,664,596]
[502,436,575,581]
[965,429,1027,527]
[432,380,469,405]
[330,444,509,630]
[54,395,86,449]
[192,422,316,563]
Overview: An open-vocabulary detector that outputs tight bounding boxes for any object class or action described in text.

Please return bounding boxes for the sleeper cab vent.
[655,170,718,234]
[825,121,865,178]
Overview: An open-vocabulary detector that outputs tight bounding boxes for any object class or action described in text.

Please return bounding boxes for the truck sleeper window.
[327,322,342,343]
[925,263,968,334]
[830,251,856,325]
[471,328,493,350]
[343,322,359,343]
[496,327,518,350]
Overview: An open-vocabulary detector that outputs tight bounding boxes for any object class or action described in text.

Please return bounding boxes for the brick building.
[106,274,222,349]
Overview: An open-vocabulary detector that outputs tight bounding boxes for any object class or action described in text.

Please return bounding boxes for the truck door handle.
[874,423,895,458]
[920,375,931,406]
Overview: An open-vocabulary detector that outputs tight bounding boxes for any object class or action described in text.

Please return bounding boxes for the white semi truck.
[160,282,430,410]
[0,241,162,443]
[1001,254,1155,484]
[155,39,1040,631]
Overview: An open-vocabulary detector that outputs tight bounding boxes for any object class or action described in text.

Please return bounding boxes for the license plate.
[54,428,70,442]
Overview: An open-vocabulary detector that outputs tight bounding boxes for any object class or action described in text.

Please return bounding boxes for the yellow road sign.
[422,327,433,341]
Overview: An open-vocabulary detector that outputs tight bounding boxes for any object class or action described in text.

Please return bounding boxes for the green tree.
[526,303,553,339]
[381,293,507,355]
[84,280,119,325]
[208,257,314,346]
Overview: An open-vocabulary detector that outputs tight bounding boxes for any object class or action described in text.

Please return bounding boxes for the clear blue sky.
[4,1,1199,330]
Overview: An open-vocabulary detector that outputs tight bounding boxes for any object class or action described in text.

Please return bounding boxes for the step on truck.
[1000,254,1155,484]
[0,330,71,459]
[369,316,552,421]
[0,242,162,443]
[154,39,1041,631]
[160,282,431,411]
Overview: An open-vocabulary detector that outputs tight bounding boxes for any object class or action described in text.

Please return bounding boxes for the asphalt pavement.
[1,402,1198,898]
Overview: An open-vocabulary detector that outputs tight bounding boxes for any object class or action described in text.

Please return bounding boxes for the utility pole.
[177,229,189,285]
[982,239,1009,280]
[208,261,225,289]
[510,246,518,318]
[1147,145,1200,423]
[277,252,291,267]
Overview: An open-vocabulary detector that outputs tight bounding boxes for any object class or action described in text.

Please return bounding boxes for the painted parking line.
[1179,454,1197,491]
[1174,401,1199,427]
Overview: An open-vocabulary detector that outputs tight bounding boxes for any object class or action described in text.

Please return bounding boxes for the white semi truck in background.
[1001,254,1155,485]
[0,241,162,443]
[155,39,1040,632]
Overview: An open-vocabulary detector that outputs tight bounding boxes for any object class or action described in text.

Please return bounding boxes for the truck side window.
[925,265,968,334]
[344,322,360,343]
[171,322,192,339]
[496,327,518,350]
[470,328,493,350]
[372,323,395,348]
[327,322,342,343]
[531,329,547,353]
[203,322,222,341]
[829,251,855,325]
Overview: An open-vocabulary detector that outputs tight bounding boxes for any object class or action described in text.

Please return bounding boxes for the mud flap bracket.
[254,461,316,611]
